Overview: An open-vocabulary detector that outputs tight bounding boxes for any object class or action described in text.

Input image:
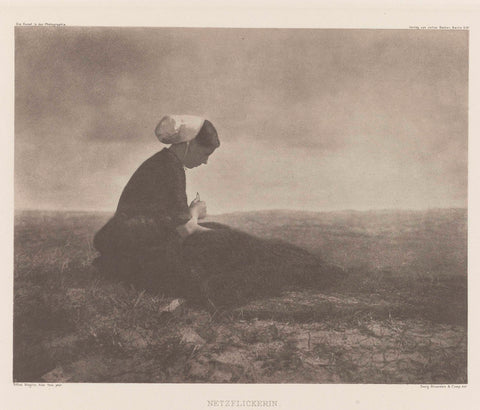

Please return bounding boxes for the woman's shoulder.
[133,148,184,180]
[138,148,179,169]
[144,148,170,163]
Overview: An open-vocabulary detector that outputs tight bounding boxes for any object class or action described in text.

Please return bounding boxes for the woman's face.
[183,139,216,169]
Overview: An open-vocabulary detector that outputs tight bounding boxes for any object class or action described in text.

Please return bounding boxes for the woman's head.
[195,120,220,150]
[176,120,220,169]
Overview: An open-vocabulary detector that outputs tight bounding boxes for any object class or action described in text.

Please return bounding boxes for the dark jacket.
[94,148,191,255]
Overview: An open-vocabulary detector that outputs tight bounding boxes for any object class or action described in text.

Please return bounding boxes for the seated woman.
[93,115,345,308]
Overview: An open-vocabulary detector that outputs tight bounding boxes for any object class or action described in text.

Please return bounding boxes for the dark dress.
[93,148,193,293]
[94,148,345,307]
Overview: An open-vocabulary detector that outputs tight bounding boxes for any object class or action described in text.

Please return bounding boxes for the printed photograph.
[14,27,468,383]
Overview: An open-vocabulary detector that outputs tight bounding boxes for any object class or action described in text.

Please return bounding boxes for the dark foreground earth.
[14,208,467,383]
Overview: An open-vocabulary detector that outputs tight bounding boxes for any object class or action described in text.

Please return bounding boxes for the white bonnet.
[155,115,206,144]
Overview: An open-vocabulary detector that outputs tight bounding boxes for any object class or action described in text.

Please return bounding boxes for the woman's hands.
[189,192,207,220]
[177,193,211,240]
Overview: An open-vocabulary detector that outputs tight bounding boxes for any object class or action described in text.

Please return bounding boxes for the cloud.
[15,28,468,212]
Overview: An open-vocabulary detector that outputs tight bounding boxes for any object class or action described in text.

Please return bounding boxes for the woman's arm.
[175,200,211,239]
[163,155,211,239]
[175,216,210,239]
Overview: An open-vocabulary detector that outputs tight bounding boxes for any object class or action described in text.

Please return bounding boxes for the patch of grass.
[13,209,467,383]
[260,339,303,375]
[334,266,467,326]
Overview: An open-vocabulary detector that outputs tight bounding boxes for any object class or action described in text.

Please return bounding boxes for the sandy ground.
[14,209,467,383]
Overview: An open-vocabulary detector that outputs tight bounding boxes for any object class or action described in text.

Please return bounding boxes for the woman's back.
[115,149,190,226]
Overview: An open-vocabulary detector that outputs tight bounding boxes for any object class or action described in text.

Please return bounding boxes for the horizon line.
[14,206,468,215]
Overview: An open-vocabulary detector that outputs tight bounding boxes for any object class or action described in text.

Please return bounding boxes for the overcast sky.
[15,27,468,214]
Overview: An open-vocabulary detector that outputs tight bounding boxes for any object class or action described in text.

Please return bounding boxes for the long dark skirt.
[93,214,189,294]
[93,218,345,308]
